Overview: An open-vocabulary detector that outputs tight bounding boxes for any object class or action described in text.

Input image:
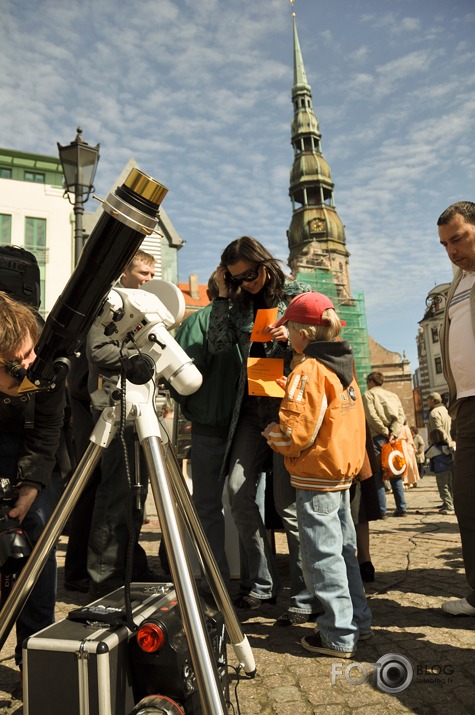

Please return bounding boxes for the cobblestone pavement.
[1,473,474,714]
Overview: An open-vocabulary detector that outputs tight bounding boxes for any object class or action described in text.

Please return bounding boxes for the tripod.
[0,377,256,714]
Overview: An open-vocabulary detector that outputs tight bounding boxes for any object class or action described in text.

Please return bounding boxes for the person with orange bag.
[362,371,407,517]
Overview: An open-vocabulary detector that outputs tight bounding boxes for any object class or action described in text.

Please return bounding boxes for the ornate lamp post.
[57,127,100,265]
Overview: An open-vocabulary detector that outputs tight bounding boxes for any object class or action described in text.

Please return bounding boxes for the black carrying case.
[22,582,227,715]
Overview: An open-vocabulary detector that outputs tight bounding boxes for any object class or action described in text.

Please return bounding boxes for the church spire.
[292,10,309,88]
[287,11,351,300]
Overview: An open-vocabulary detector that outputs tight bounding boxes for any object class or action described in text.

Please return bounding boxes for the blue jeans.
[15,482,58,666]
[372,435,407,515]
[228,400,318,613]
[297,488,372,652]
[191,432,230,587]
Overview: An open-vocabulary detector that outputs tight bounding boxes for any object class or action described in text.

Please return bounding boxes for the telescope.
[19,167,168,393]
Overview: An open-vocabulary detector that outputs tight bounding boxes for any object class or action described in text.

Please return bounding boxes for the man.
[438,200,475,616]
[427,391,454,514]
[362,371,407,517]
[170,272,241,593]
[0,291,65,684]
[85,249,157,596]
[427,392,453,446]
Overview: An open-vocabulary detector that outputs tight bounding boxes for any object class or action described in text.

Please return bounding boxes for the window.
[25,217,46,303]
[0,213,12,245]
[25,217,46,249]
[24,171,45,183]
[431,326,439,343]
[435,356,443,374]
[0,167,12,179]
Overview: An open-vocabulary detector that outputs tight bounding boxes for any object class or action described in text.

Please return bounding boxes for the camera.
[4,360,27,383]
[0,478,31,574]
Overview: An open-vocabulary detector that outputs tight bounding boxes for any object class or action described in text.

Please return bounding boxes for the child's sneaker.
[301,632,355,658]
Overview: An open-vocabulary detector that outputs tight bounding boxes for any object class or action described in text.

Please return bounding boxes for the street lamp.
[57,127,100,266]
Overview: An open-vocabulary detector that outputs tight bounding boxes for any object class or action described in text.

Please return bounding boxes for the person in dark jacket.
[85,250,157,596]
[209,236,321,624]
[0,291,65,677]
[171,272,241,590]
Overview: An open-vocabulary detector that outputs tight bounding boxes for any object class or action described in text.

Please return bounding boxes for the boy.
[263,291,372,658]
[426,429,454,514]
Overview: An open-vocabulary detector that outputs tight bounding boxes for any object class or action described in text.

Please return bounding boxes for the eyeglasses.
[227,267,260,286]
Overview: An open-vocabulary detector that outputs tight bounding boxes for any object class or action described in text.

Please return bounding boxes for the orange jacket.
[266,344,366,491]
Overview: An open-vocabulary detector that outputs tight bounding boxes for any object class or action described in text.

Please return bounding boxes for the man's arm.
[362,392,389,437]
[387,399,406,440]
[86,322,123,370]
[16,383,66,487]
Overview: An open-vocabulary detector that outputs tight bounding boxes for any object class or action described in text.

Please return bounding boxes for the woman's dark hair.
[220,235,286,306]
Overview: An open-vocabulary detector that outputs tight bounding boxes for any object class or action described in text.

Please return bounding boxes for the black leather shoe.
[64,578,90,593]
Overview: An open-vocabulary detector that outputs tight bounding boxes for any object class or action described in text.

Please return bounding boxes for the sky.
[1,0,474,369]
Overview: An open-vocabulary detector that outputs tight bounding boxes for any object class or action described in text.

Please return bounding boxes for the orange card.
[250,308,279,342]
[247,357,285,397]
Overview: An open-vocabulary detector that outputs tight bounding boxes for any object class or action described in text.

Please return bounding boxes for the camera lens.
[376,653,413,694]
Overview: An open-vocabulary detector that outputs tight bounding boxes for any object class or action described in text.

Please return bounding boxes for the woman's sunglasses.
[227,267,260,286]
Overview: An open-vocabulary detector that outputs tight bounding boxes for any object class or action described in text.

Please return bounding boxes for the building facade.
[0,148,182,316]
[0,148,73,315]
[415,283,451,425]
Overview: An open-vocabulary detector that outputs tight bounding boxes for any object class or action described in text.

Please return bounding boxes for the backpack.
[431,448,453,473]
[0,245,41,308]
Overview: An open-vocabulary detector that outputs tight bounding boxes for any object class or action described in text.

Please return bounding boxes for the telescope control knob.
[104,321,119,337]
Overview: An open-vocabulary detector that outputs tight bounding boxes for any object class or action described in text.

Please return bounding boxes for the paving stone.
[1,473,474,713]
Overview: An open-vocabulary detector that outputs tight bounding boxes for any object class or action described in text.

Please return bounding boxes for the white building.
[416,282,451,419]
[0,148,183,317]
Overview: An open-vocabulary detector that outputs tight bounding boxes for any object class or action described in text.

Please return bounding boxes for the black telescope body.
[21,169,168,392]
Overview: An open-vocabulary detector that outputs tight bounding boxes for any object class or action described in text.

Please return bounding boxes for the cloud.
[1,0,473,369]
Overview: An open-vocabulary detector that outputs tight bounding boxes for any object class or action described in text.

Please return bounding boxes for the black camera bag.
[0,245,41,308]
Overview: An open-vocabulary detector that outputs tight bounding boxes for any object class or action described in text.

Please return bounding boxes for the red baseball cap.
[274,291,346,327]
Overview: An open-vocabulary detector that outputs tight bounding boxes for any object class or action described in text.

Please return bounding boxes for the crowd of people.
[1,200,475,693]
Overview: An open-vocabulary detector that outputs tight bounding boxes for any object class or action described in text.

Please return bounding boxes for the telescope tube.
[20,169,168,392]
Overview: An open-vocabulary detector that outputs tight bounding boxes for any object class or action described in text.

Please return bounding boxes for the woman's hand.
[215,266,229,298]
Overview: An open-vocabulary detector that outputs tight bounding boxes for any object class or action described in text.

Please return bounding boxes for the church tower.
[287,13,351,302]
[285,8,413,412]
[286,9,371,386]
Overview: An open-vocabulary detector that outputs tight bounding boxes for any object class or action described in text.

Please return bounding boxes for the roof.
[178,281,210,313]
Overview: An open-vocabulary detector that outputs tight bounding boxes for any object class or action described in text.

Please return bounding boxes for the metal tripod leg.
[0,442,103,651]
[137,418,228,714]
[162,441,256,677]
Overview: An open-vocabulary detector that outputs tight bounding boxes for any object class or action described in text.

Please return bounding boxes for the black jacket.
[0,382,65,489]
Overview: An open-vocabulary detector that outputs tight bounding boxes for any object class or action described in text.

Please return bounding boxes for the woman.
[410,425,425,479]
[208,236,320,624]
[399,421,420,488]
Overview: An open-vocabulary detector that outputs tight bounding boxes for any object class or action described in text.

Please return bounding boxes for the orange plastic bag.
[381,440,407,480]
